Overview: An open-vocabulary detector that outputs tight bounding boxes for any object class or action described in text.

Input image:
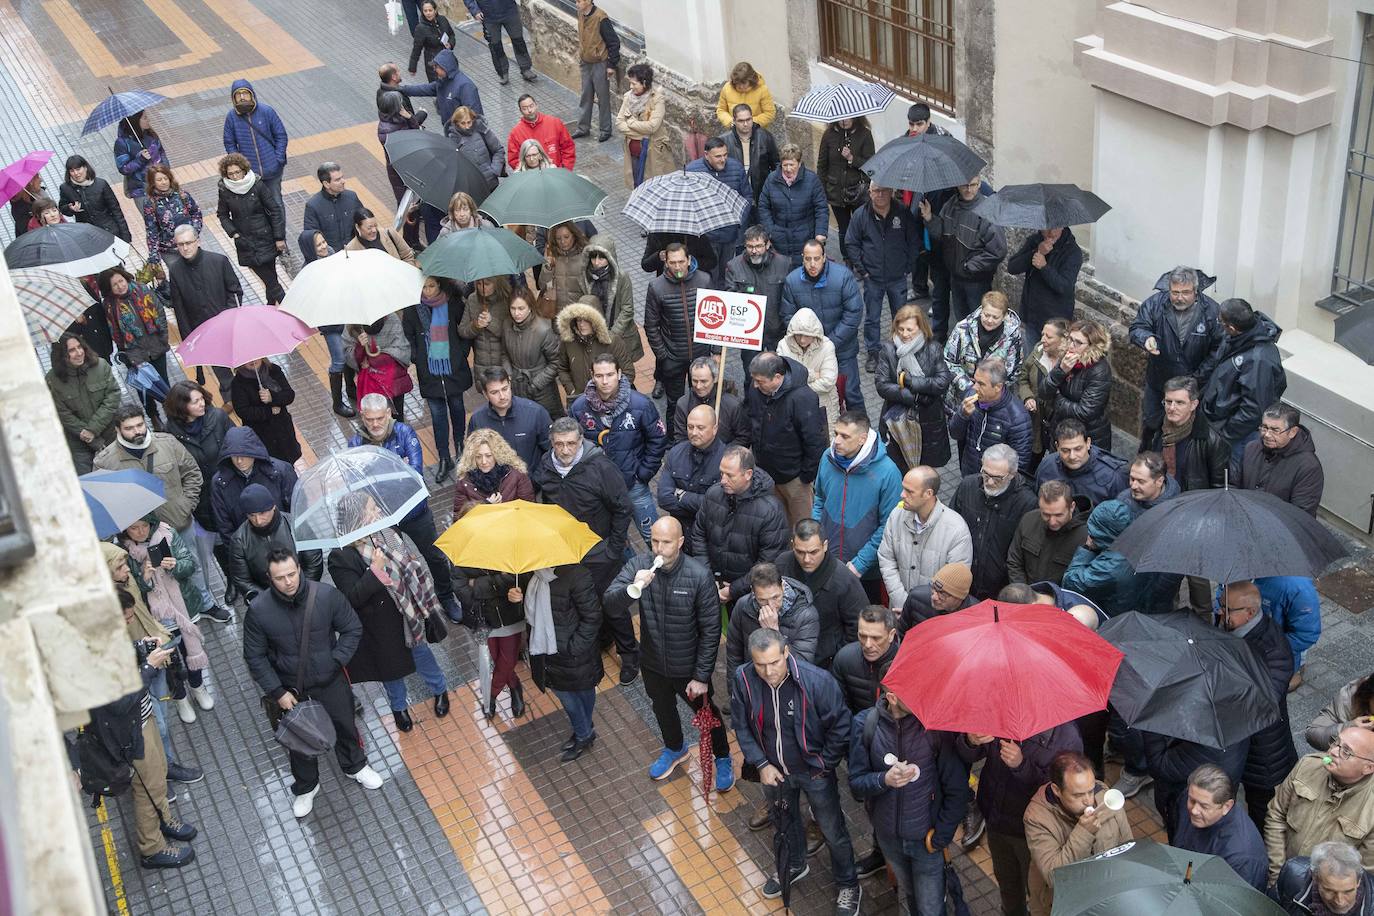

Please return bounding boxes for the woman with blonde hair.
[446,106,503,191]
[776,307,840,437]
[452,428,534,518]
[1039,317,1114,451]
[439,191,483,237]
[716,61,776,129]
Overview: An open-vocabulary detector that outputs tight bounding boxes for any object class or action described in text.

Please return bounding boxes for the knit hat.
[933,563,972,601]
[239,483,276,514]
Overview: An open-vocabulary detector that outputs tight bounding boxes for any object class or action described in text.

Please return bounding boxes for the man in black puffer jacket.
[831,605,901,714]
[1220,582,1298,830]
[949,444,1038,600]
[644,244,714,408]
[689,445,791,608]
[744,352,827,525]
[724,562,819,674]
[1202,299,1287,458]
[607,517,731,784]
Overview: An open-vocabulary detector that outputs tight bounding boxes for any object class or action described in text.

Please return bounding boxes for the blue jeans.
[1229,430,1259,467]
[627,480,657,544]
[862,277,908,353]
[765,771,857,888]
[836,351,867,418]
[149,670,178,766]
[876,833,946,916]
[323,328,346,374]
[426,393,465,462]
[554,688,597,740]
[383,642,449,712]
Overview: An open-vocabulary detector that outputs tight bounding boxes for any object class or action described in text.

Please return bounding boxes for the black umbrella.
[383,129,491,212]
[1050,838,1285,915]
[771,792,800,912]
[1335,305,1374,365]
[1098,612,1278,749]
[943,849,972,916]
[972,183,1111,229]
[4,223,132,276]
[860,133,987,195]
[1112,487,1347,583]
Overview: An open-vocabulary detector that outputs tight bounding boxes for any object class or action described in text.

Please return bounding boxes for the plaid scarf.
[105,281,165,348]
[359,528,437,648]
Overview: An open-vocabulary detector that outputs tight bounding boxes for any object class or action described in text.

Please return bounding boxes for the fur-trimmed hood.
[556,299,613,344]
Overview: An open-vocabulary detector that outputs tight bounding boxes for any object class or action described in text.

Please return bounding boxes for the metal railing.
[817,0,956,113]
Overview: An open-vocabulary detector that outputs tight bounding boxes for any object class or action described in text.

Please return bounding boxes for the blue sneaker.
[715,756,735,793]
[648,746,690,780]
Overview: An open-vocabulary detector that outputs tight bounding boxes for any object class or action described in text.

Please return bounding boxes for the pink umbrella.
[0,151,53,208]
[175,305,314,369]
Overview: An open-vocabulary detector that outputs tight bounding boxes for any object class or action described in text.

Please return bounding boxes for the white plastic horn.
[626,555,665,599]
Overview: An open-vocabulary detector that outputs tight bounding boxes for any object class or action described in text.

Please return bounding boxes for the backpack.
[75,692,142,804]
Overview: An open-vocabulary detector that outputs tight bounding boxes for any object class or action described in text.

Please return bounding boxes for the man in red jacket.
[506,94,576,170]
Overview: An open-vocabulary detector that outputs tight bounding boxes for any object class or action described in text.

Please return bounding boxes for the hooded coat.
[1006,505,1089,586]
[689,467,791,598]
[757,165,829,260]
[780,259,864,358]
[812,429,904,577]
[229,361,301,464]
[222,79,288,179]
[742,355,828,486]
[950,472,1041,599]
[208,426,299,539]
[1039,341,1114,451]
[775,550,868,668]
[1237,426,1324,515]
[1202,311,1287,444]
[948,384,1034,477]
[575,235,641,361]
[501,308,563,417]
[529,565,603,692]
[1034,446,1130,510]
[568,376,667,488]
[216,175,285,267]
[1006,228,1084,328]
[164,405,235,529]
[400,49,483,123]
[58,173,130,241]
[94,432,201,531]
[555,300,634,395]
[776,308,841,436]
[945,306,1025,407]
[1128,270,1224,392]
[1063,499,1182,616]
[725,577,821,673]
[874,331,953,470]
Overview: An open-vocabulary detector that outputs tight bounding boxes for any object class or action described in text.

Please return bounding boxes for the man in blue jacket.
[844,185,918,373]
[812,411,902,601]
[781,240,867,416]
[1173,767,1268,890]
[948,356,1033,476]
[400,49,483,124]
[467,366,552,472]
[733,628,861,915]
[223,79,289,214]
[463,0,536,85]
[1203,298,1287,462]
[685,138,753,286]
[1034,419,1128,510]
[569,356,666,543]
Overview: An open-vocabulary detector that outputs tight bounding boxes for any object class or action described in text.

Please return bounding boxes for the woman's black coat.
[229,362,302,464]
[59,177,131,241]
[530,565,603,692]
[874,338,953,469]
[328,546,418,684]
[1040,358,1114,451]
[217,179,286,268]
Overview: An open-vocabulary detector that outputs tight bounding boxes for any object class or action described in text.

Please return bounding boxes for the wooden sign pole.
[714,347,729,414]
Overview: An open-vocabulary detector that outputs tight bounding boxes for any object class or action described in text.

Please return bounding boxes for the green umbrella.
[417,227,545,282]
[1051,839,1284,915]
[478,167,607,228]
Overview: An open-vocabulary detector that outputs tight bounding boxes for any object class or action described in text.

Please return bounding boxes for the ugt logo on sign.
[698,295,727,330]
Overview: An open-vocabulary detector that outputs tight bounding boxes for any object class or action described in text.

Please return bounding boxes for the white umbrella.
[279,248,423,328]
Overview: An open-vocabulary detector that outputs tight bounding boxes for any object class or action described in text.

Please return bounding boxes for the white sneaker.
[175,697,197,724]
[292,785,320,818]
[351,765,383,790]
[191,685,214,711]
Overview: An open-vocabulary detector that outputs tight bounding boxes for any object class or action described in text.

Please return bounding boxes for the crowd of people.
[31,5,1359,916]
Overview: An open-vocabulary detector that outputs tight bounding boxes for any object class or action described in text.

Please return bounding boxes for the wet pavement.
[4,1,1374,913]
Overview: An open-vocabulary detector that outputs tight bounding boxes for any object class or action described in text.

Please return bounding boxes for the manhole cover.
[1317,566,1374,614]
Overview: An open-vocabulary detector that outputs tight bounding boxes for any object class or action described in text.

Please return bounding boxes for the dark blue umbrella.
[82,89,168,136]
[79,469,165,538]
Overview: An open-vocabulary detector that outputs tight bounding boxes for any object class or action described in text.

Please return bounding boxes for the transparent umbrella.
[290,446,428,550]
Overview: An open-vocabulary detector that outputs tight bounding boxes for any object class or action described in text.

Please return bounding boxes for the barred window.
[1330,22,1374,311]
[817,0,956,113]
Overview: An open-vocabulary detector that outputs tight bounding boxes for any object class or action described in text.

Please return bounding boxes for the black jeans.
[287,674,368,794]
[949,276,994,327]
[589,557,638,657]
[482,13,532,77]
[397,504,453,600]
[641,666,729,757]
[247,261,284,305]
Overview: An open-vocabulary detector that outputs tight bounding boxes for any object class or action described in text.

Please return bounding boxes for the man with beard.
[1128,266,1224,445]
[774,518,868,670]
[725,226,791,375]
[223,79,289,213]
[949,444,1039,599]
[226,484,323,603]
[671,356,751,447]
[1034,419,1129,510]
[919,172,1006,333]
[1006,480,1089,587]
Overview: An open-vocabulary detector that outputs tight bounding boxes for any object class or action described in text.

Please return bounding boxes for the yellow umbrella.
[435,500,601,574]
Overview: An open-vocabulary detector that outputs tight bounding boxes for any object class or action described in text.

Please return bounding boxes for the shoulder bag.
[269,583,337,757]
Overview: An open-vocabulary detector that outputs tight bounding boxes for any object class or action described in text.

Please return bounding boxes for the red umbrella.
[882,600,1124,741]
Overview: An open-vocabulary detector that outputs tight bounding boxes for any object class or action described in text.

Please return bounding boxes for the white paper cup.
[1102,788,1126,811]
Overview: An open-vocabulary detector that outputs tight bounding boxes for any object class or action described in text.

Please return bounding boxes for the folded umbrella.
[860,133,986,195]
[478,167,607,228]
[692,700,719,802]
[882,601,1123,741]
[280,248,423,327]
[383,129,492,211]
[79,469,166,539]
[0,151,52,208]
[1050,838,1285,915]
[1112,487,1347,583]
[289,446,429,550]
[771,791,801,912]
[8,268,95,345]
[622,171,749,236]
[972,183,1111,229]
[789,82,895,123]
[1098,612,1279,749]
[418,227,544,283]
[82,89,167,136]
[4,223,132,277]
[435,500,600,574]
[175,305,314,369]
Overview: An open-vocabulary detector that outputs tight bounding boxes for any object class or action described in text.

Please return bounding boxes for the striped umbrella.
[622,171,749,235]
[79,469,166,539]
[8,268,95,344]
[82,89,167,136]
[789,82,896,123]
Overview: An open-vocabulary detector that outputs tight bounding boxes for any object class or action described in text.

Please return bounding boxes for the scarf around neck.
[358,529,436,648]
[421,291,452,376]
[1161,415,1194,446]
[466,463,508,497]
[894,333,927,381]
[223,170,258,195]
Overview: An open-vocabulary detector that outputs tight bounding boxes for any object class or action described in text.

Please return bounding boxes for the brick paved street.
[3,1,1373,913]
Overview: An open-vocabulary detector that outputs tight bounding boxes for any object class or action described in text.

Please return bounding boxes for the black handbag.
[424,611,448,644]
[267,584,337,758]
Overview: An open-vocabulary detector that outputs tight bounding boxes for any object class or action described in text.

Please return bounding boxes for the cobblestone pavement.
[3,1,1374,914]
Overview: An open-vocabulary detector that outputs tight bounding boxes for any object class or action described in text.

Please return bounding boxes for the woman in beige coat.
[776,307,840,437]
[614,63,678,189]
[344,207,419,267]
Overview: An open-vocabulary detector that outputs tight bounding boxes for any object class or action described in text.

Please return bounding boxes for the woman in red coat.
[452,428,535,517]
